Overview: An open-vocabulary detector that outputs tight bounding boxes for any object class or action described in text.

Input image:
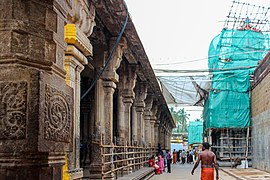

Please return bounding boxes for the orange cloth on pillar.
[201,168,214,180]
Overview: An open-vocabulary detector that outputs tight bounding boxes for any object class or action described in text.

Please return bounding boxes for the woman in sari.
[157,155,164,174]
[173,149,177,164]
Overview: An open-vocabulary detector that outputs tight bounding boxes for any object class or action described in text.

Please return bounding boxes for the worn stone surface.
[0,66,73,179]
[251,61,270,173]
[0,0,74,179]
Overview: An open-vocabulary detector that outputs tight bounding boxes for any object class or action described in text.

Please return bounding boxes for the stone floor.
[150,163,236,180]
[221,168,270,180]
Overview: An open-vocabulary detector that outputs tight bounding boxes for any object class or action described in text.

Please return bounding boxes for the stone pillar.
[160,129,165,149]
[117,65,137,145]
[122,96,133,144]
[150,105,158,147]
[64,23,93,178]
[103,81,117,145]
[168,130,172,150]
[134,82,148,146]
[150,121,155,147]
[144,95,154,146]
[144,115,151,146]
[131,105,137,145]
[154,121,160,148]
[0,1,73,179]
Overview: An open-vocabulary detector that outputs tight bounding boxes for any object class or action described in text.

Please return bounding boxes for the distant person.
[166,150,172,173]
[163,150,167,167]
[188,152,194,164]
[181,149,186,164]
[194,148,198,160]
[177,150,180,162]
[148,155,155,167]
[173,149,177,164]
[191,142,219,180]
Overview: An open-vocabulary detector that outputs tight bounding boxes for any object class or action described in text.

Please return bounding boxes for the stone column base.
[0,153,65,180]
[69,168,83,180]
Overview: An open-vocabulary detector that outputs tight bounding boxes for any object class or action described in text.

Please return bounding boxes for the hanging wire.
[81,2,129,100]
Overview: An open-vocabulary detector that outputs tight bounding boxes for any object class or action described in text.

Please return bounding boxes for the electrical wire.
[81,3,129,100]
[154,65,257,74]
[152,49,268,66]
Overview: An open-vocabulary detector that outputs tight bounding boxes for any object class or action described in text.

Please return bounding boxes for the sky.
[125,0,269,120]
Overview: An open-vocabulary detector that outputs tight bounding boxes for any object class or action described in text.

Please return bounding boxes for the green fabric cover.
[188,121,203,145]
[204,29,270,129]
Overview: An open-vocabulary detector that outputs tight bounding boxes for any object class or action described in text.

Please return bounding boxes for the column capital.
[102,43,125,83]
[155,120,160,125]
[64,24,93,56]
[103,81,116,92]
[134,82,147,112]
[135,106,144,113]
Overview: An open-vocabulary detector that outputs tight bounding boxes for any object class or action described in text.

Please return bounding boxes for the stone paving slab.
[150,163,236,180]
[118,167,155,180]
[221,168,270,180]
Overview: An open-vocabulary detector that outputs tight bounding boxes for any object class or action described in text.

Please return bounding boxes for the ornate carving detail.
[69,0,96,37]
[0,81,27,140]
[44,84,71,142]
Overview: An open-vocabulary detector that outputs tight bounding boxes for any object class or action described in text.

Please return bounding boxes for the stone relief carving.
[69,0,96,37]
[0,81,27,140]
[44,84,71,142]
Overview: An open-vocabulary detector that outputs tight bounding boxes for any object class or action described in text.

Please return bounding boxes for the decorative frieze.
[0,81,27,140]
[44,84,72,143]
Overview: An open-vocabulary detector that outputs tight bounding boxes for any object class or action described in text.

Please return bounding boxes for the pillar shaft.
[132,105,138,145]
[103,81,116,145]
[154,123,160,147]
[136,109,144,145]
[0,1,73,179]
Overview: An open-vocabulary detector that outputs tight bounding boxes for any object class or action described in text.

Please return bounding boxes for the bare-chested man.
[191,142,219,180]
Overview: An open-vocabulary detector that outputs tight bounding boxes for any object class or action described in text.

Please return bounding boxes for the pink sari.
[157,155,164,172]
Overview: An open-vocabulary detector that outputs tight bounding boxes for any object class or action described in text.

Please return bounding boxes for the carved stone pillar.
[160,128,165,149]
[123,96,133,145]
[103,81,117,145]
[144,115,151,146]
[88,39,124,179]
[64,22,93,178]
[154,121,160,148]
[102,39,125,145]
[165,131,168,150]
[168,130,172,151]
[134,82,148,146]
[131,105,137,145]
[117,65,137,145]
[0,1,73,179]
[144,95,153,146]
[150,105,158,146]
[117,91,125,145]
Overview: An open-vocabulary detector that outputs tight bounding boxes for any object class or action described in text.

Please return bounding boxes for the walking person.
[181,149,186,164]
[191,142,219,180]
[166,150,172,173]
[173,149,177,164]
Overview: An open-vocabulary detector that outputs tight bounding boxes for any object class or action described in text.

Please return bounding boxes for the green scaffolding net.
[188,121,203,145]
[203,14,270,129]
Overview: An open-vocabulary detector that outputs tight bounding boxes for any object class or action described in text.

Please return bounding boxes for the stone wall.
[251,58,270,172]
